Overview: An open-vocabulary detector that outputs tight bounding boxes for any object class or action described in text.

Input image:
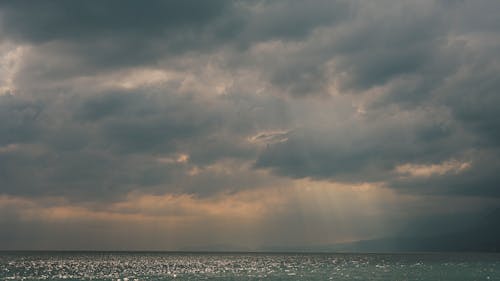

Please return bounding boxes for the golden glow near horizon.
[1,175,497,250]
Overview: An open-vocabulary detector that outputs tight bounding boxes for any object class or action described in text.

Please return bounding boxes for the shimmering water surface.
[0,252,499,280]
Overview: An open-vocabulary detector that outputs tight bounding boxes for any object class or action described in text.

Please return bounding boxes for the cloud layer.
[1,0,500,249]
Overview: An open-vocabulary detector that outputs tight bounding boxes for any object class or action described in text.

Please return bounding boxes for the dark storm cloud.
[0,0,349,81]
[441,59,500,144]
[0,0,230,42]
[389,150,500,198]
[80,91,213,153]
[5,0,500,253]
[1,0,500,203]
[255,107,470,183]
[0,0,349,44]
[211,1,449,98]
[236,0,350,43]
[0,82,289,201]
[327,2,445,92]
[0,0,233,79]
[250,1,500,198]
[0,94,42,145]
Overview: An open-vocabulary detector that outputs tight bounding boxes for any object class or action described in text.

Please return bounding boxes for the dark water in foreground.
[0,252,499,280]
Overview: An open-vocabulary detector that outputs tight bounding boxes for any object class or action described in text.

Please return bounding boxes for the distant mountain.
[167,209,500,253]
[333,209,500,252]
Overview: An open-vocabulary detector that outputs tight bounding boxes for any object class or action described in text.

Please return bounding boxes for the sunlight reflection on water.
[1,252,499,280]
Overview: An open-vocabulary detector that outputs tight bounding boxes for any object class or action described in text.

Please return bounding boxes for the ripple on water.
[0,252,499,281]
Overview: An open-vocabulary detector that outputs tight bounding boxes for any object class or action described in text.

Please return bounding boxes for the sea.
[0,252,499,280]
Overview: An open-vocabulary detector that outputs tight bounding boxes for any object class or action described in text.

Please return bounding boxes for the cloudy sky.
[1,0,500,250]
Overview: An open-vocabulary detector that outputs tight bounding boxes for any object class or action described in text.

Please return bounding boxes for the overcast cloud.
[0,0,499,250]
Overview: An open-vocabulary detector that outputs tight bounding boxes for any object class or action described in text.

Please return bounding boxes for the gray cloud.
[0,95,42,145]
[255,106,468,181]
[1,0,500,249]
[0,0,231,42]
[0,0,350,83]
[0,79,291,201]
[1,0,499,199]
[250,0,500,198]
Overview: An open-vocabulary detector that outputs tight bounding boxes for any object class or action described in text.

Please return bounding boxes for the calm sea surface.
[0,252,499,280]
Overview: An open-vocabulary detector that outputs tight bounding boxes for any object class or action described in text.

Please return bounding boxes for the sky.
[0,0,500,251]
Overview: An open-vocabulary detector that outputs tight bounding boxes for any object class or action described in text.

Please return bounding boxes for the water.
[0,252,499,280]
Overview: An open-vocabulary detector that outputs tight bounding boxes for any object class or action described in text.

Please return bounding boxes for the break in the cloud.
[0,0,500,250]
